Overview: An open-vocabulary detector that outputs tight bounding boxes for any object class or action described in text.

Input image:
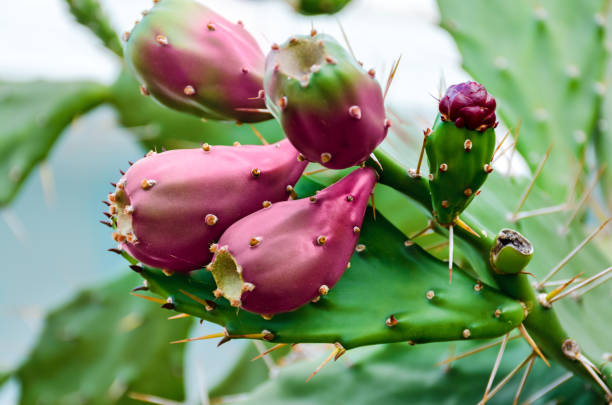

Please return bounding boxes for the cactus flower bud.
[439,81,497,132]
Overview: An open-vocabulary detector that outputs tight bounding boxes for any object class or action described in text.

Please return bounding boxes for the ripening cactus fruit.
[208,167,377,315]
[425,81,497,225]
[264,32,389,169]
[124,0,270,122]
[107,140,306,272]
[285,0,353,15]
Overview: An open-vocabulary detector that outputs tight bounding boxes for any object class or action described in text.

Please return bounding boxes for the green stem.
[374,147,612,396]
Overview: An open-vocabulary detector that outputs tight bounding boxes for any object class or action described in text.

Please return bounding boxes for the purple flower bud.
[439,81,497,132]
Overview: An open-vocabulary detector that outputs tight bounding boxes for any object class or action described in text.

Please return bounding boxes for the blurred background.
[0,1,470,403]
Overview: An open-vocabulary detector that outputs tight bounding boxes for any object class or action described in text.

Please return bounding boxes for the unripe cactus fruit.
[208,167,377,315]
[107,140,307,272]
[124,0,270,122]
[285,0,353,15]
[426,82,497,225]
[490,229,534,274]
[264,33,388,169]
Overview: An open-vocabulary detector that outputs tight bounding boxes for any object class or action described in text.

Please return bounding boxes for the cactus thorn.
[207,22,215,31]
[170,331,226,344]
[439,163,448,172]
[251,168,261,177]
[368,68,375,78]
[123,31,131,41]
[483,163,493,173]
[271,43,279,51]
[494,309,502,318]
[462,329,471,339]
[249,236,262,247]
[316,235,328,245]
[201,142,211,151]
[168,313,190,320]
[482,333,509,404]
[321,152,332,163]
[464,188,473,197]
[518,324,550,367]
[130,292,166,305]
[353,226,360,233]
[426,290,435,300]
[306,343,344,382]
[252,343,288,361]
[108,248,123,255]
[355,243,366,252]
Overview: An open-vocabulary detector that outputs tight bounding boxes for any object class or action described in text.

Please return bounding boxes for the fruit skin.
[264,33,388,169]
[209,167,377,315]
[286,0,353,15]
[108,140,306,272]
[426,82,497,225]
[125,0,270,122]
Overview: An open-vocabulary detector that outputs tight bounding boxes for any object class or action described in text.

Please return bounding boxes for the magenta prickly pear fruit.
[107,140,306,272]
[125,0,270,122]
[209,167,377,315]
[426,82,497,225]
[264,33,388,169]
[438,81,497,132]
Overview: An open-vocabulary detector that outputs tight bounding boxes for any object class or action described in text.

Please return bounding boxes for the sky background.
[0,1,477,403]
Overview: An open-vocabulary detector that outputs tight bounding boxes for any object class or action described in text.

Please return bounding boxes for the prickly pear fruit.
[285,0,352,15]
[108,140,306,272]
[124,0,270,123]
[425,82,497,225]
[208,167,377,315]
[490,229,534,274]
[264,33,388,169]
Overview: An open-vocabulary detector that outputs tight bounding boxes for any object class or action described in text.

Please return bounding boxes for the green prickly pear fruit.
[124,0,270,122]
[285,0,353,15]
[425,81,497,225]
[490,229,534,274]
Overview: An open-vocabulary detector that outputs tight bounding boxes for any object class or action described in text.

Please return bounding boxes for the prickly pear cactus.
[6,0,610,403]
[99,1,612,401]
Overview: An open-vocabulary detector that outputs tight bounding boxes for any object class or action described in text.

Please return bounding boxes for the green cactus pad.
[139,207,524,349]
[426,118,496,225]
